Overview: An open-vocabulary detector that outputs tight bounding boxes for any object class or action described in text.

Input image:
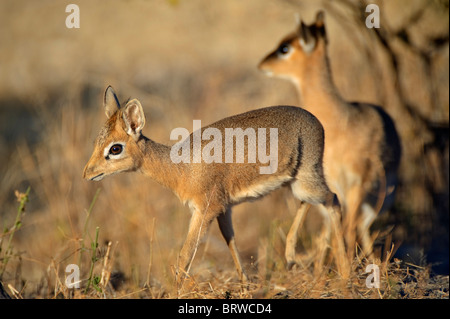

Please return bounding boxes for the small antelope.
[258,11,401,258]
[83,86,343,282]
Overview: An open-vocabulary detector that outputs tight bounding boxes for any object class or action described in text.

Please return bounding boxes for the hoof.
[286,261,297,270]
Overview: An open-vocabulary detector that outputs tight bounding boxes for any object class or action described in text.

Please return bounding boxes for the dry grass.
[0,0,448,299]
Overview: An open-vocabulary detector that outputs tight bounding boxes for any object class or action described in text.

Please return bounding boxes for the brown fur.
[258,11,401,256]
[83,86,344,283]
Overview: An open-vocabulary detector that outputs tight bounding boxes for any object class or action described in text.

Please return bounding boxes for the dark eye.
[109,144,123,155]
[277,42,290,55]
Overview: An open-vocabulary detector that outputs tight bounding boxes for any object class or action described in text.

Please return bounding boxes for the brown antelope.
[83,86,345,283]
[258,11,401,263]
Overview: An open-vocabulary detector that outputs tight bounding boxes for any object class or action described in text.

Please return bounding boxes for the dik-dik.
[83,86,344,282]
[259,11,401,259]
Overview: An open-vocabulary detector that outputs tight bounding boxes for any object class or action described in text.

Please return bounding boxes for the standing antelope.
[83,86,344,283]
[258,11,401,262]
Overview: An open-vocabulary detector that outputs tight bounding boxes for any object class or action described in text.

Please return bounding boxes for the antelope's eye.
[109,144,123,155]
[277,42,290,55]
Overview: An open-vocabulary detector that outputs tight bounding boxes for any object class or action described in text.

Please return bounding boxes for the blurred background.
[0,0,448,298]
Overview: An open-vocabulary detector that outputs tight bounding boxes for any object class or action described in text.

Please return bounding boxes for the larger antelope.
[258,11,401,262]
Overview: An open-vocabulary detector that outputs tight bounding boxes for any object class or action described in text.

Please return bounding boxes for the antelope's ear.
[123,99,145,141]
[314,11,328,43]
[298,20,316,53]
[315,11,325,28]
[104,86,120,119]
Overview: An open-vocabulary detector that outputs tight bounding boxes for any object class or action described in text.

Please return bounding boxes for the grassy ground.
[0,0,448,299]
